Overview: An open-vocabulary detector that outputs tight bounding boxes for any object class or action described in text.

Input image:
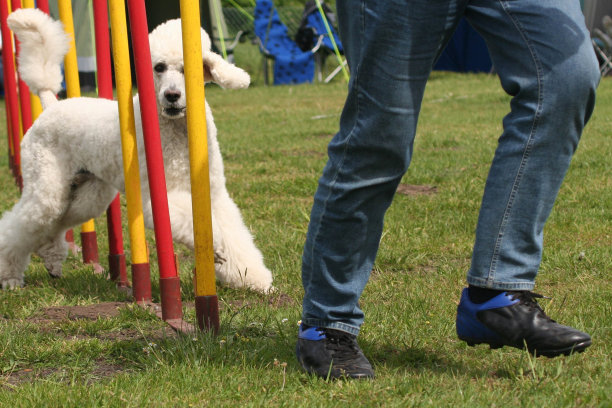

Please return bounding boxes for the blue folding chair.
[296,1,346,82]
[253,0,322,85]
[302,3,342,53]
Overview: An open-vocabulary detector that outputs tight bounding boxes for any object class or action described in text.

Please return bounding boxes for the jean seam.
[486,0,544,286]
[303,0,365,317]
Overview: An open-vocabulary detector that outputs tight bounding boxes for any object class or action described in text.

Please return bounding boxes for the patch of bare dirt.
[1,359,128,389]
[31,302,127,323]
[396,184,438,196]
[2,367,58,389]
[25,302,178,341]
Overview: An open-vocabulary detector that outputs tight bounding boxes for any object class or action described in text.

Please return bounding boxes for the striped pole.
[108,0,152,302]
[29,2,75,249]
[2,2,12,175]
[22,0,42,121]
[126,0,182,322]
[0,0,22,189]
[179,0,218,332]
[35,0,48,14]
[57,0,102,271]
[11,0,34,147]
[314,0,348,81]
[93,0,129,288]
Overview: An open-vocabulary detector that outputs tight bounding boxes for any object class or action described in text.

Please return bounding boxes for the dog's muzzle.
[162,106,186,117]
[162,88,186,117]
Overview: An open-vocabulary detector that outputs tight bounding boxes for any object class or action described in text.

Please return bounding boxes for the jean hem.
[301,319,361,336]
[466,276,535,291]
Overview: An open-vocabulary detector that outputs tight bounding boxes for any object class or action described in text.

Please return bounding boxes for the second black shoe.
[296,324,374,379]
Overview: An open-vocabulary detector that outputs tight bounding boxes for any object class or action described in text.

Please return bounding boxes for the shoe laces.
[507,291,554,322]
[321,329,360,363]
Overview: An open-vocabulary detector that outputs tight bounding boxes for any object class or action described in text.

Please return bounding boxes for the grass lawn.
[0,72,610,407]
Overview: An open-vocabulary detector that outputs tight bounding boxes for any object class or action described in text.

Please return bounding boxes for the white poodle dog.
[0,9,273,292]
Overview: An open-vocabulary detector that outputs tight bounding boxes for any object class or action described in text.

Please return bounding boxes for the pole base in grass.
[136,301,196,334]
[65,230,80,255]
[81,230,100,264]
[16,172,23,191]
[132,262,152,303]
[108,253,129,287]
[195,295,219,333]
[160,276,183,321]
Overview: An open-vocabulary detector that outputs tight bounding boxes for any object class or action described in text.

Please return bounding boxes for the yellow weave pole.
[29,92,42,120]
[22,0,42,120]
[179,0,218,332]
[57,0,99,263]
[108,0,152,302]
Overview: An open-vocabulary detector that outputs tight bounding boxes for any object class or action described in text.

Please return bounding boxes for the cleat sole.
[460,336,591,357]
[530,340,591,358]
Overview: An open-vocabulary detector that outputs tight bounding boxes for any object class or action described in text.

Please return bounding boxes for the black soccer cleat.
[456,288,591,357]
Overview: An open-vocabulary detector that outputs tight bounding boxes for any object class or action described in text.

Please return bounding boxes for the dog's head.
[148,19,250,119]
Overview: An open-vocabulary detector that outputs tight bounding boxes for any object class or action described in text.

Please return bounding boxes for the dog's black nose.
[164,90,181,103]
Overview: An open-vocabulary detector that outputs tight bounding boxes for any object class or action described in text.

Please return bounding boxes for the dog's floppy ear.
[203,52,250,89]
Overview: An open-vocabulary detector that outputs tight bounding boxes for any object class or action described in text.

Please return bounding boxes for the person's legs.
[301,0,463,336]
[297,0,465,378]
[456,0,599,355]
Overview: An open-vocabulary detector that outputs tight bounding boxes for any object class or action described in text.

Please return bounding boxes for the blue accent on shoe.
[456,288,519,345]
[298,324,326,341]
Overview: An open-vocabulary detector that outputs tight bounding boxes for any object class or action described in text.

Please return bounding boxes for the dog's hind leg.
[59,171,118,275]
[0,141,88,288]
[60,170,119,227]
[35,229,69,278]
[0,207,34,289]
[0,190,69,289]
[32,172,117,280]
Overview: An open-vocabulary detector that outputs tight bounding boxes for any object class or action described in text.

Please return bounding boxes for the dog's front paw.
[243,269,274,294]
[1,277,24,290]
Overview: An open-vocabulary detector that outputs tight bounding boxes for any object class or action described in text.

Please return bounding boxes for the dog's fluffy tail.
[7,8,70,109]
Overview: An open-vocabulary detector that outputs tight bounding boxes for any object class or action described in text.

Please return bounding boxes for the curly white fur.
[0,9,272,292]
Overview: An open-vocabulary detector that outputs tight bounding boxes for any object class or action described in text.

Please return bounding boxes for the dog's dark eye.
[179,65,184,74]
[154,63,167,73]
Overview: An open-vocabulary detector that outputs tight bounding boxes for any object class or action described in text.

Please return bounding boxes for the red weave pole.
[93,0,128,287]
[12,0,33,145]
[93,0,113,99]
[36,0,49,13]
[5,102,12,174]
[0,0,23,189]
[126,0,181,320]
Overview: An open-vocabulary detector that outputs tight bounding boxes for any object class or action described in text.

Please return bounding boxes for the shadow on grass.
[365,341,515,379]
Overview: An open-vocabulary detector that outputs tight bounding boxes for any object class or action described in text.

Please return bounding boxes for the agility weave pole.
[126,0,193,332]
[108,0,153,303]
[3,0,125,289]
[0,0,22,189]
[22,0,43,121]
[93,0,129,289]
[179,0,220,333]
[11,0,34,157]
[57,0,102,273]
[314,0,348,82]
[2,0,211,334]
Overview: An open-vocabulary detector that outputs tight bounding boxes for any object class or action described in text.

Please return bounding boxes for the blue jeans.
[301,0,600,335]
